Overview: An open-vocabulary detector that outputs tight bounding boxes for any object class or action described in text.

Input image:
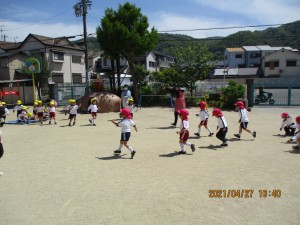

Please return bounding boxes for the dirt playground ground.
[0,106,299,225]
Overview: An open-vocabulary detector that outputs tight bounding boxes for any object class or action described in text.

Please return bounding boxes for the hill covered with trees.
[76,21,300,60]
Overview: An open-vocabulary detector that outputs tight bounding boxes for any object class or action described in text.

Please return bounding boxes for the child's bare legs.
[179,139,195,153]
[195,123,213,137]
[115,141,136,158]
[39,117,43,125]
[235,126,256,138]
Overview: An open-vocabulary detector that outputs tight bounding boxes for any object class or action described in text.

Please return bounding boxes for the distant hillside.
[75,21,300,60]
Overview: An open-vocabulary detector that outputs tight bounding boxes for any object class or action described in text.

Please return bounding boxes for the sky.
[0,0,299,42]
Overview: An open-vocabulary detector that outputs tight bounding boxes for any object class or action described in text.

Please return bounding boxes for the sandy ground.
[0,106,299,225]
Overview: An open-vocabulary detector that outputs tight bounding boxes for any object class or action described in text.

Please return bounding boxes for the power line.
[157,22,299,33]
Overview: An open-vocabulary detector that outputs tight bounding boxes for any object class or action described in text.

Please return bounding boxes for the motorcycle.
[255,92,275,105]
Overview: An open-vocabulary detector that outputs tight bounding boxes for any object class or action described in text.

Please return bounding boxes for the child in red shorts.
[48,101,57,125]
[194,101,213,137]
[176,109,195,154]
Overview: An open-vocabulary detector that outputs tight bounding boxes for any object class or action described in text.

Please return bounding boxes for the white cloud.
[2,21,97,42]
[150,12,259,38]
[192,0,300,24]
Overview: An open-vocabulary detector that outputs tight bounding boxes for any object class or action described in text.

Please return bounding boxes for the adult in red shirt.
[170,87,186,126]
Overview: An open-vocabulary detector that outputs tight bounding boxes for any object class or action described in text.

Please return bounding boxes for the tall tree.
[31,54,53,100]
[97,2,158,99]
[172,43,214,95]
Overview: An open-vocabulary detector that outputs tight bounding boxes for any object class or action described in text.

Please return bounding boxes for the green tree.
[31,54,53,100]
[219,80,245,109]
[151,68,183,88]
[96,2,158,98]
[172,43,214,95]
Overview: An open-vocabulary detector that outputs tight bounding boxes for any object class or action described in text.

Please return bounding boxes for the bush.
[219,80,245,109]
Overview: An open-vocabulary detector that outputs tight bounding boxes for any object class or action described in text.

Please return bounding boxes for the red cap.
[235,101,245,109]
[212,108,222,117]
[281,112,289,118]
[177,109,189,120]
[120,108,132,119]
[198,101,207,110]
[296,116,300,124]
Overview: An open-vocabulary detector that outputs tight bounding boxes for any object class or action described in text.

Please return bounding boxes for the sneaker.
[194,133,200,137]
[191,144,195,152]
[49,121,51,125]
[171,123,176,126]
[73,122,76,126]
[131,150,136,159]
[114,149,121,154]
[209,132,214,136]
[178,150,186,154]
[292,145,300,150]
[221,142,228,146]
[234,134,241,138]
[89,119,92,124]
[68,123,71,126]
[93,124,96,126]
[54,122,57,125]
[252,131,256,138]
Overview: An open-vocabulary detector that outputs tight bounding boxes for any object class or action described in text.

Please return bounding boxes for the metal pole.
[82,0,89,94]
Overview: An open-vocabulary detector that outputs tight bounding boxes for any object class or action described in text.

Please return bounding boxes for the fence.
[51,83,89,106]
[251,83,300,106]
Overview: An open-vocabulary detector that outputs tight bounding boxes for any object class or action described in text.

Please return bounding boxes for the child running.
[194,101,213,137]
[37,100,45,126]
[280,112,295,136]
[111,108,137,159]
[234,101,256,139]
[212,108,228,146]
[176,109,195,154]
[67,99,80,126]
[88,98,98,126]
[291,116,300,150]
[48,101,57,125]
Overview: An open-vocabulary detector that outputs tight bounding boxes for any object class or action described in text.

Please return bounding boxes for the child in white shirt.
[88,98,98,126]
[111,108,137,159]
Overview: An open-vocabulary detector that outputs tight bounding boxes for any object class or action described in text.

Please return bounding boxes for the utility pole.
[74,0,92,94]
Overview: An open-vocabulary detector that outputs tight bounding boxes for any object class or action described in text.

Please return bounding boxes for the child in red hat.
[234,101,256,139]
[111,108,137,159]
[212,108,228,146]
[176,109,195,154]
[280,112,295,136]
[194,101,213,137]
[291,116,300,150]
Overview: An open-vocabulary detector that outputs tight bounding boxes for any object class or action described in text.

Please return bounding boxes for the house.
[242,46,262,68]
[0,34,85,84]
[224,47,245,68]
[135,51,174,72]
[263,48,300,77]
[0,34,85,103]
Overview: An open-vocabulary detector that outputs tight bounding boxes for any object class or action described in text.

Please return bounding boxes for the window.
[250,53,261,58]
[265,61,279,69]
[72,55,81,64]
[0,59,8,68]
[149,61,156,68]
[72,74,82,84]
[103,58,108,67]
[52,73,64,83]
[235,54,242,58]
[286,60,296,67]
[53,52,64,61]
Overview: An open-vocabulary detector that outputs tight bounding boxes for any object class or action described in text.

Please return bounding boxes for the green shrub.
[219,80,245,109]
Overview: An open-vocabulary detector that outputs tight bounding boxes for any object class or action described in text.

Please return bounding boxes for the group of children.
[173,100,257,154]
[280,112,300,150]
[10,99,57,126]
